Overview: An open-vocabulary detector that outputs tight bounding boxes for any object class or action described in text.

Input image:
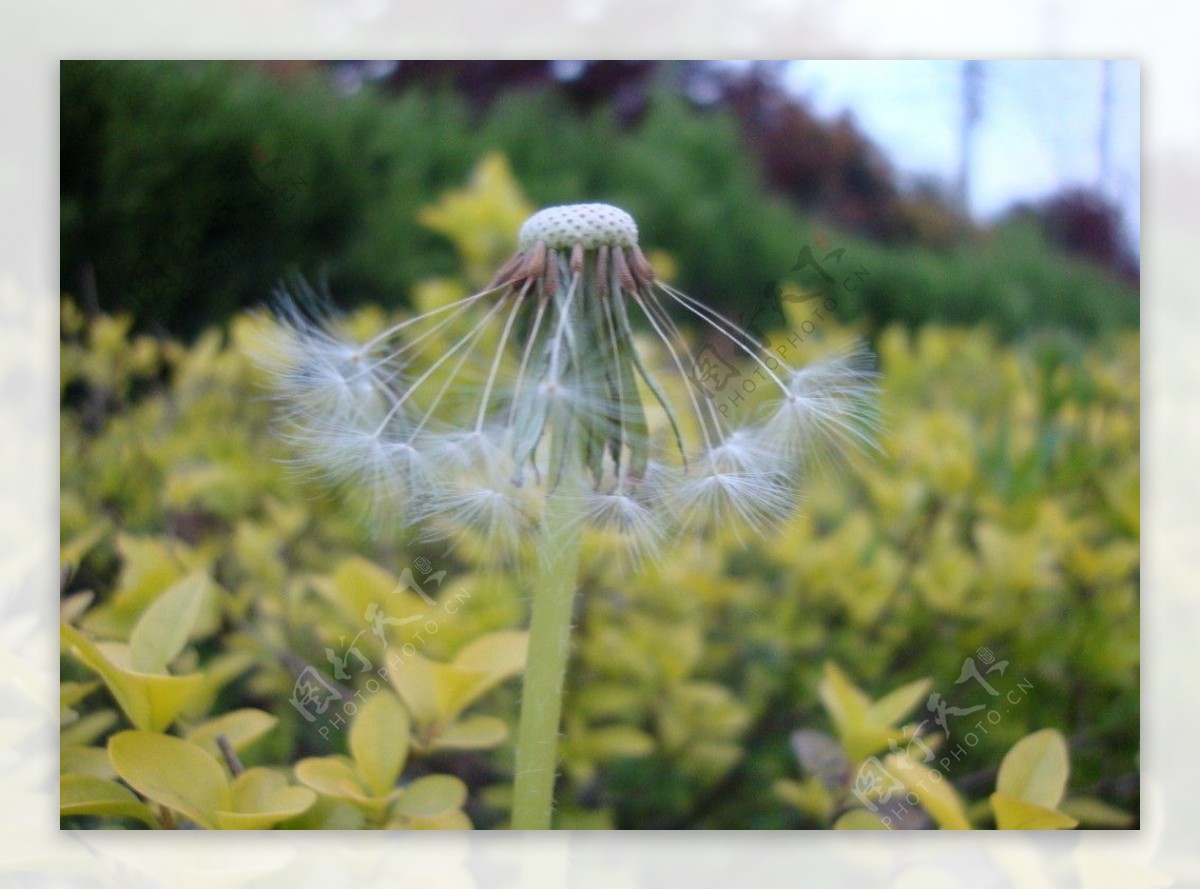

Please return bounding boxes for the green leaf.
[185,708,278,759]
[348,691,410,797]
[834,809,891,830]
[60,774,158,827]
[108,730,232,828]
[215,767,317,830]
[129,572,212,673]
[996,728,1070,809]
[393,774,467,819]
[991,791,1078,830]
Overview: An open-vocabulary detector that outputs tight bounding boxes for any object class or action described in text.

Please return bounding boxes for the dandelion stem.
[512,469,583,830]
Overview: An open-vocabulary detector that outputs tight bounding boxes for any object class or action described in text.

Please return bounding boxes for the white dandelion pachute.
[259,203,879,560]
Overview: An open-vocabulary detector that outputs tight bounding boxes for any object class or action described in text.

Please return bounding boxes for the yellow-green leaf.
[60,774,158,827]
[60,591,94,624]
[817,662,898,762]
[295,756,380,810]
[393,774,467,819]
[185,709,278,759]
[62,621,205,731]
[426,714,508,751]
[584,725,655,760]
[391,631,529,733]
[445,630,529,720]
[129,572,212,673]
[61,746,115,779]
[818,662,872,731]
[432,664,492,725]
[389,654,440,728]
[180,650,256,721]
[59,709,117,748]
[215,767,317,830]
[991,791,1078,830]
[60,680,100,710]
[868,677,933,727]
[60,521,111,570]
[996,728,1070,809]
[327,556,424,630]
[773,777,833,821]
[1059,795,1135,828]
[574,683,647,719]
[349,691,410,797]
[834,809,891,830]
[884,754,971,830]
[108,730,231,829]
[401,809,473,830]
[80,533,194,639]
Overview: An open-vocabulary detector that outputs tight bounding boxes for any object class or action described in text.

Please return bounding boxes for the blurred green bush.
[61,61,1138,340]
[60,299,1138,831]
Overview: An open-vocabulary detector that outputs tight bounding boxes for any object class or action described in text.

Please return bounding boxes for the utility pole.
[1098,60,1114,195]
[956,61,984,214]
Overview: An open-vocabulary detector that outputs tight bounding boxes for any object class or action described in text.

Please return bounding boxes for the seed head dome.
[518,203,639,251]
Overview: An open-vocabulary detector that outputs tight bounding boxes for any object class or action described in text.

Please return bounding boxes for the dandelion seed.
[259,202,879,556]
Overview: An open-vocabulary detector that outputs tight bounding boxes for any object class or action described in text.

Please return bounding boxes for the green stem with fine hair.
[511,473,583,830]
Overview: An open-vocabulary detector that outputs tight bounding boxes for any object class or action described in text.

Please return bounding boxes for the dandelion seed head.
[261,202,879,558]
[519,203,638,251]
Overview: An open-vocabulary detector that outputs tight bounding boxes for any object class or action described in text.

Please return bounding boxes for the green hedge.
[61,61,1138,339]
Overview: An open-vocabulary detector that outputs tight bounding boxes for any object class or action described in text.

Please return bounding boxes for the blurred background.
[59,60,1140,831]
[60,60,1138,338]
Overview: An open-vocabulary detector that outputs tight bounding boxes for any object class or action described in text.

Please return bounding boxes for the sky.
[782,60,1140,251]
